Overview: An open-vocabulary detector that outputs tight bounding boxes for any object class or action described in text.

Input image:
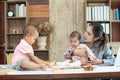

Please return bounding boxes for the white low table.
[0,65,120,80]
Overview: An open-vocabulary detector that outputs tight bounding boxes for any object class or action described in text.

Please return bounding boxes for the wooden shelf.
[111,0,120,42]
[4,0,50,64]
[34,49,49,52]
[111,0,120,2]
[87,21,110,23]
[86,0,120,42]
[4,0,28,64]
[6,17,26,19]
[6,49,49,52]
[6,33,23,35]
[111,20,120,22]
[6,49,49,61]
[6,0,26,3]
[87,0,109,2]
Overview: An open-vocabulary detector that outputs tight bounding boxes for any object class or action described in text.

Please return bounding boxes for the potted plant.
[35,22,55,50]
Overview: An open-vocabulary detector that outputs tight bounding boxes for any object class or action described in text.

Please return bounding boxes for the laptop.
[114,47,120,67]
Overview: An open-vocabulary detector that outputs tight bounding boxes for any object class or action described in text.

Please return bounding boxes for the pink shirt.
[12,39,34,66]
[64,44,96,61]
[76,44,96,60]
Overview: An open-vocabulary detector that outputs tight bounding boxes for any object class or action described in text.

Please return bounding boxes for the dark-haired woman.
[80,22,115,65]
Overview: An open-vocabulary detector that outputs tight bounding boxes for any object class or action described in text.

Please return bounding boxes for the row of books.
[111,8,119,20]
[6,53,13,64]
[15,3,26,17]
[86,6,110,21]
[101,23,110,34]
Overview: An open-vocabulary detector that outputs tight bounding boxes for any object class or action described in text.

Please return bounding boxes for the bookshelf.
[4,0,28,64]
[4,0,49,64]
[85,0,120,42]
[28,0,49,61]
[111,0,120,42]
[5,0,28,50]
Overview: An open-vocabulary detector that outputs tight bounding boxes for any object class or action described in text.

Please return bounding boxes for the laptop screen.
[114,47,120,67]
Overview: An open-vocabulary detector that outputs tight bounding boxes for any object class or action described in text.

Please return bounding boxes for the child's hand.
[65,53,70,59]
[47,61,56,68]
[50,61,56,66]
[40,64,48,70]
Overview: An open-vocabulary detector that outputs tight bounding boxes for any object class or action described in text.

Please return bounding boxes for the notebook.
[114,47,120,67]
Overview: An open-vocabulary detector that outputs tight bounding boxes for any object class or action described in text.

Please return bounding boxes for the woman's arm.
[101,44,115,65]
[90,44,115,66]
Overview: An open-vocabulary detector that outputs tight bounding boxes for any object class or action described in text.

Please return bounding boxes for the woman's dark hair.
[89,22,108,53]
[70,31,81,41]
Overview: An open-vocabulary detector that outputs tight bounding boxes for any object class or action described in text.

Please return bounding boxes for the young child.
[56,31,96,66]
[11,24,52,70]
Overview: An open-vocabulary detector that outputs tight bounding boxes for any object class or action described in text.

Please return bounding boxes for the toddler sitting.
[56,31,96,67]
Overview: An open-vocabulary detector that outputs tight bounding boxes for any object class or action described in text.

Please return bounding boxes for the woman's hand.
[89,58,103,65]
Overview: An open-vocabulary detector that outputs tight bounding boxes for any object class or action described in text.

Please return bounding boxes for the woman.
[73,22,115,66]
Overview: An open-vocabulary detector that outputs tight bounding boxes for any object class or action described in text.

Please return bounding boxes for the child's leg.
[80,57,88,65]
[56,59,70,66]
[13,58,48,70]
[73,48,88,65]
[21,60,48,70]
[73,48,87,56]
[69,60,81,67]
[42,60,56,68]
[37,58,50,66]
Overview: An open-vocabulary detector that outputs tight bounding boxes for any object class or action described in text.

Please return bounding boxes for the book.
[86,6,92,21]
[115,8,119,20]
[103,6,107,20]
[105,23,110,34]
[100,6,104,21]
[106,6,110,20]
[6,53,13,64]
[101,23,106,33]
[94,6,98,21]
[15,4,19,17]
